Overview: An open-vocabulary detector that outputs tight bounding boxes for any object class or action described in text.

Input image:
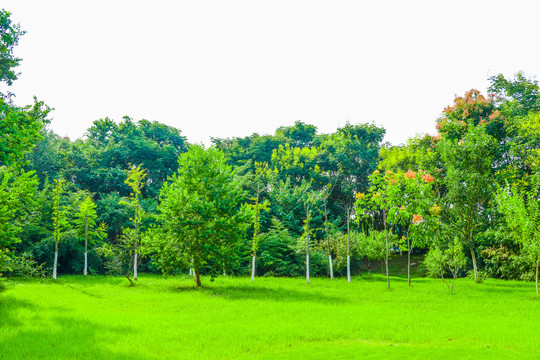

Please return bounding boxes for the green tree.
[0,9,25,87]
[74,193,106,275]
[247,162,271,283]
[120,164,147,280]
[0,166,38,274]
[153,146,251,286]
[496,176,540,295]
[356,170,402,289]
[438,125,497,282]
[0,97,52,166]
[52,179,69,280]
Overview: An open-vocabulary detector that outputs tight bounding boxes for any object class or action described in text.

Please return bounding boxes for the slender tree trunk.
[84,213,88,276]
[189,268,192,276]
[407,240,411,287]
[469,246,478,282]
[383,210,390,289]
[222,262,226,276]
[134,205,139,281]
[133,253,138,280]
[53,240,58,280]
[347,207,351,283]
[329,255,333,280]
[251,253,256,283]
[195,267,201,287]
[326,209,333,280]
[252,184,260,283]
[306,206,310,285]
[536,263,540,296]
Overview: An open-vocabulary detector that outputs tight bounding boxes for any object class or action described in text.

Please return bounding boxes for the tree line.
[0,9,539,294]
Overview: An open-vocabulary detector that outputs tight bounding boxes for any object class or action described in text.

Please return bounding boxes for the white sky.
[2,1,540,146]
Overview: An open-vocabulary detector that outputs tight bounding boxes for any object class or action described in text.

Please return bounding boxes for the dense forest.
[1,9,539,293]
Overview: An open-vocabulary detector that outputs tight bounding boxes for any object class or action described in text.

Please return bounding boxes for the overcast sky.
[2,1,540,146]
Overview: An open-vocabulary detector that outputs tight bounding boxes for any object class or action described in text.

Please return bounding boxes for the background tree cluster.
[2,8,540,294]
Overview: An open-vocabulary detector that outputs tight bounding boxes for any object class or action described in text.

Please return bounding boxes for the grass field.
[0,274,539,360]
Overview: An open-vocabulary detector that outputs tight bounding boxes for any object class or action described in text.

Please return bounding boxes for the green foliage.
[495,175,540,294]
[489,72,540,118]
[151,146,252,286]
[0,9,25,86]
[0,166,38,274]
[0,97,52,166]
[424,238,466,290]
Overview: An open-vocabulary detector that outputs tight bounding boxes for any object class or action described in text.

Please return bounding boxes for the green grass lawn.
[0,274,538,359]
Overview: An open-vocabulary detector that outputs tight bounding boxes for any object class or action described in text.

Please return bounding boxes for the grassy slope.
[0,274,538,360]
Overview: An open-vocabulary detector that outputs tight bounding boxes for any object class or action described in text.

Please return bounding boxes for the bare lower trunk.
[133,252,138,280]
[329,255,334,280]
[222,262,226,276]
[306,254,310,285]
[306,206,310,285]
[53,241,58,280]
[407,241,411,287]
[195,267,201,287]
[251,254,256,283]
[189,268,192,276]
[347,208,351,283]
[536,263,540,296]
[469,246,478,282]
[347,256,351,283]
[84,250,88,276]
[84,213,88,276]
[383,210,390,289]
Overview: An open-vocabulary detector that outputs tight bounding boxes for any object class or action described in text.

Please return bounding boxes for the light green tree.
[74,193,106,275]
[248,162,271,283]
[120,164,146,280]
[52,179,69,280]
[496,176,540,295]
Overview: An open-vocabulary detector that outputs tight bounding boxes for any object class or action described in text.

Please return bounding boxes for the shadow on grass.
[0,295,37,328]
[0,295,157,360]
[169,284,345,304]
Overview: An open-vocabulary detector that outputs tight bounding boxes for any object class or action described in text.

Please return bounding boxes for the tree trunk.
[407,240,411,287]
[133,252,138,281]
[469,246,478,282]
[306,206,310,285]
[53,241,58,280]
[134,203,139,281]
[251,253,256,283]
[536,263,540,296]
[383,210,390,289]
[325,200,333,280]
[347,207,351,283]
[329,255,334,280]
[84,213,88,276]
[195,267,201,287]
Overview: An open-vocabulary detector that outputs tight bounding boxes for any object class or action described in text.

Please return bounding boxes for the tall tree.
[52,179,68,280]
[496,176,540,295]
[0,167,38,274]
[74,193,106,275]
[438,125,497,281]
[153,146,251,286]
[247,162,271,283]
[120,164,147,281]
